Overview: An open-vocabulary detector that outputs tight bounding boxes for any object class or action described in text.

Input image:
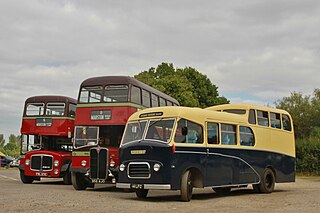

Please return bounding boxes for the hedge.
[295,138,320,175]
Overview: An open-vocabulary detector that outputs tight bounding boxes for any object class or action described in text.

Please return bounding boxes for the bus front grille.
[30,155,53,171]
[128,162,150,179]
[90,148,108,180]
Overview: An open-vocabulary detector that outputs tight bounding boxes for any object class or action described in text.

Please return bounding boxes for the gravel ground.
[0,169,319,213]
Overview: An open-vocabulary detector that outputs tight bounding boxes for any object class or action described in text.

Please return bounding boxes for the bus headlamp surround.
[119,164,125,172]
[25,159,30,166]
[153,163,161,172]
[81,160,87,167]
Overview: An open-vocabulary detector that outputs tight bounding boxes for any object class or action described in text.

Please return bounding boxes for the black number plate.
[130,183,144,189]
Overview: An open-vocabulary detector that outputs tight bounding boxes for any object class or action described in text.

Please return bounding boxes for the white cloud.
[1,0,320,140]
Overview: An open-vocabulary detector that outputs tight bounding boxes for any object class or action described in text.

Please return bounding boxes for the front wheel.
[20,170,34,184]
[71,172,88,190]
[257,168,275,193]
[135,189,149,199]
[63,171,72,185]
[181,170,193,202]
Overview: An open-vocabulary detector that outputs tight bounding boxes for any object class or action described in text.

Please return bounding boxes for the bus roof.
[127,106,248,125]
[25,95,77,105]
[79,76,179,105]
[206,104,290,115]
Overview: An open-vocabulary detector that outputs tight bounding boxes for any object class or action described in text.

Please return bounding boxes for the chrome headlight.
[54,169,59,175]
[110,160,115,168]
[153,163,161,172]
[53,160,59,167]
[25,159,30,166]
[81,160,87,167]
[119,164,125,172]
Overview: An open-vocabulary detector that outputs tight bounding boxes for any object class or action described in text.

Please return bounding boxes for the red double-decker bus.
[19,95,77,184]
[71,76,179,190]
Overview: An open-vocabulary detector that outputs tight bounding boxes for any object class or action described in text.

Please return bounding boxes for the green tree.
[0,134,5,147]
[135,63,229,107]
[275,89,320,139]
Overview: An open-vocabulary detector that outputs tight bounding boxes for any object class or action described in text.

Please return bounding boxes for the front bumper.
[116,183,171,190]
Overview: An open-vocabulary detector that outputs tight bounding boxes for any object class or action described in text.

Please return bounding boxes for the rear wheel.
[135,189,149,199]
[213,187,231,195]
[63,171,72,185]
[257,168,275,193]
[71,172,88,190]
[181,170,193,202]
[20,170,34,184]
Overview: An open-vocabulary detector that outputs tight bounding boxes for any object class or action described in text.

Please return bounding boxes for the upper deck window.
[131,86,141,104]
[69,103,76,118]
[142,89,151,107]
[104,85,128,102]
[151,93,159,107]
[26,103,45,116]
[79,86,103,103]
[270,112,281,129]
[282,114,292,131]
[46,103,65,116]
[257,110,269,127]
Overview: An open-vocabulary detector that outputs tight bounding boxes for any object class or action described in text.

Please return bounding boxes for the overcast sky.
[1,0,320,141]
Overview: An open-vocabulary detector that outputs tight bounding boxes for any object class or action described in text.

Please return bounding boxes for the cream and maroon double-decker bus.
[20,95,76,184]
[71,76,179,190]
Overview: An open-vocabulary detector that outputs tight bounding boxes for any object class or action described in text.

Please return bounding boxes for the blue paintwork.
[118,141,295,190]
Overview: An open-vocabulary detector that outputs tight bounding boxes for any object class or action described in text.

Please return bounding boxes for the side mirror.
[182,127,188,136]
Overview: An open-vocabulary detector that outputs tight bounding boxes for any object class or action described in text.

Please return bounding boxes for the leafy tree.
[275,89,320,139]
[135,63,229,107]
[0,134,5,147]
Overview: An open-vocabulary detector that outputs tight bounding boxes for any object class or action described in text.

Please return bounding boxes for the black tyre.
[257,168,275,193]
[213,187,231,195]
[181,170,193,202]
[71,172,88,190]
[63,171,72,185]
[135,189,149,199]
[20,170,34,184]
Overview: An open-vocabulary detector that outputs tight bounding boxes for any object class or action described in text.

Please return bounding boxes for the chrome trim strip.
[30,154,53,172]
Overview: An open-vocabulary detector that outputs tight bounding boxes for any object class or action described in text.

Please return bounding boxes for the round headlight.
[25,159,30,166]
[119,164,125,172]
[54,169,59,175]
[81,160,87,167]
[53,160,59,167]
[110,160,115,168]
[153,163,161,172]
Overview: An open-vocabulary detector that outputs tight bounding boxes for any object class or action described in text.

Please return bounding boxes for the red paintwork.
[72,147,118,169]
[21,118,74,136]
[21,150,72,178]
[72,106,138,172]
[74,106,137,126]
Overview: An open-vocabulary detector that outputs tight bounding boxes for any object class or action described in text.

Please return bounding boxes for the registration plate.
[130,183,144,189]
[36,172,48,177]
[92,179,106,184]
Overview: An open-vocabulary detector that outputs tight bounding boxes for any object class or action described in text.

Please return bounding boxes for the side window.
[151,94,159,107]
[174,119,203,144]
[68,103,76,118]
[240,126,255,146]
[131,86,141,104]
[142,89,151,107]
[270,112,281,129]
[248,109,256,124]
[159,97,166,106]
[282,114,292,131]
[257,110,269,126]
[26,103,45,116]
[207,122,219,144]
[221,124,236,145]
